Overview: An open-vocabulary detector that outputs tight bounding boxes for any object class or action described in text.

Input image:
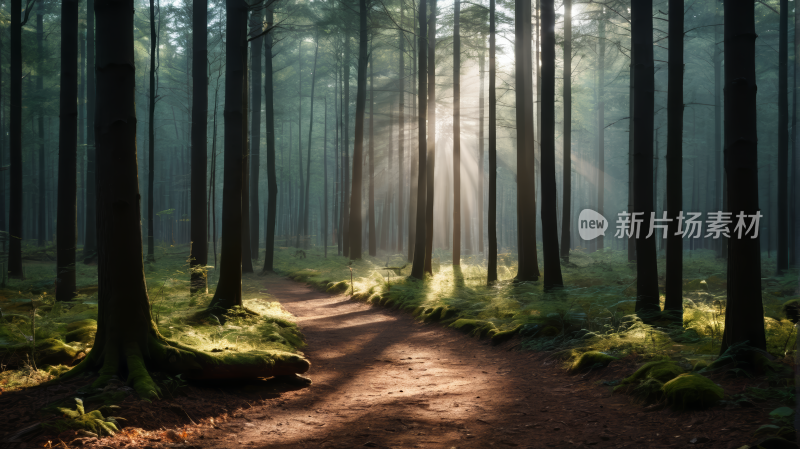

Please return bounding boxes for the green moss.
[662,373,724,410]
[36,338,80,367]
[46,364,72,378]
[540,326,560,337]
[631,378,665,404]
[42,398,120,437]
[490,325,522,345]
[424,306,445,322]
[570,351,617,372]
[65,326,97,344]
[622,359,684,385]
[449,319,497,338]
[65,319,97,332]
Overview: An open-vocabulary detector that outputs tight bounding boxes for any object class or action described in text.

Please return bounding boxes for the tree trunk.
[478,45,485,256]
[56,0,79,301]
[0,26,5,233]
[295,41,305,248]
[9,0,22,278]
[596,8,605,251]
[348,0,368,260]
[147,0,157,263]
[487,0,497,284]
[664,0,683,317]
[342,34,351,258]
[777,0,789,272]
[208,0,248,313]
[720,0,766,353]
[368,49,376,256]
[84,0,97,261]
[452,0,461,265]
[241,40,254,273]
[423,0,437,275]
[250,10,262,259]
[560,0,571,262]
[303,33,319,250]
[632,0,659,317]
[539,0,562,289]
[397,10,405,254]
[37,11,45,247]
[263,7,277,272]
[410,0,428,280]
[190,0,208,292]
[324,96,328,257]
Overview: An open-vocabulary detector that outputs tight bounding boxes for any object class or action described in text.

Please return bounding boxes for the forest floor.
[10,273,787,449]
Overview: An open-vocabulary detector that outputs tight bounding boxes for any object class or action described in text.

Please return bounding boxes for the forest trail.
[196,274,764,449]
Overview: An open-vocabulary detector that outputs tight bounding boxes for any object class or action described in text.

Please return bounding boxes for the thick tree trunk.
[147,0,157,263]
[263,7,277,272]
[250,11,262,259]
[410,0,428,280]
[56,0,79,301]
[777,0,789,272]
[190,0,208,292]
[632,0,660,317]
[423,0,436,275]
[487,0,497,284]
[8,0,22,278]
[348,0,368,260]
[539,0,562,289]
[560,0,571,262]
[664,0,683,317]
[208,0,248,313]
[368,50,376,256]
[452,0,461,265]
[720,0,766,353]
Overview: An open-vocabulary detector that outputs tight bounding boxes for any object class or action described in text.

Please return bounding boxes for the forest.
[0,0,799,447]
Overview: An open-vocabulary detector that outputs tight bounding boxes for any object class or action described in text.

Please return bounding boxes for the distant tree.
[36,8,45,247]
[263,5,278,272]
[423,0,437,275]
[8,0,23,279]
[720,0,766,353]
[559,0,571,263]
[452,0,461,266]
[303,31,320,251]
[190,0,209,293]
[410,0,428,280]
[347,0,368,260]
[250,9,263,260]
[241,20,254,273]
[777,0,788,272]
[664,0,683,318]
[397,8,405,254]
[487,0,497,284]
[56,0,79,302]
[595,7,605,252]
[146,0,159,263]
[83,0,97,264]
[539,0,562,289]
[631,0,660,318]
[368,49,376,256]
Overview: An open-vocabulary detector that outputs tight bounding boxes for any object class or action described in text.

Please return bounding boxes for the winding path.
[196,274,764,449]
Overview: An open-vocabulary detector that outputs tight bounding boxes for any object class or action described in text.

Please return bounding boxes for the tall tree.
[190,0,209,293]
[37,8,45,247]
[397,8,405,254]
[263,6,278,272]
[347,0,368,260]
[241,29,254,272]
[324,96,329,257]
[487,0,497,284]
[560,0,571,262]
[423,0,437,275]
[452,0,461,265]
[84,0,97,263]
[595,7,605,251]
[8,0,23,278]
[208,0,248,313]
[410,0,428,280]
[539,0,562,289]
[303,32,320,250]
[342,33,352,258]
[56,0,79,302]
[664,0,683,318]
[368,49,376,256]
[250,10,263,258]
[631,0,659,317]
[720,0,766,353]
[777,0,789,272]
[146,0,158,263]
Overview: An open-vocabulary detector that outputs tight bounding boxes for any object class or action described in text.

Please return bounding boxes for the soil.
[1,274,786,449]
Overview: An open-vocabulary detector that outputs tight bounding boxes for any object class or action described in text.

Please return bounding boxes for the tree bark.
[37,11,45,247]
[777,0,789,272]
[57,0,79,301]
[560,0,571,262]
[8,0,22,278]
[596,8,605,251]
[410,0,428,280]
[487,0,497,284]
[208,0,248,313]
[241,38,254,273]
[423,0,436,275]
[83,0,97,262]
[664,0,683,317]
[342,34,352,258]
[250,10,262,259]
[190,0,209,292]
[452,0,461,265]
[146,0,157,263]
[632,0,659,317]
[368,49,376,256]
[720,0,766,353]
[263,7,277,272]
[348,0,368,260]
[303,33,319,251]
[539,0,562,289]
[397,10,405,254]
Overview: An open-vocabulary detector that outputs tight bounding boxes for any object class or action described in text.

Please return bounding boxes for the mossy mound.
[65,319,97,332]
[449,319,497,338]
[46,364,72,378]
[662,373,724,410]
[0,338,81,368]
[703,342,778,375]
[490,325,522,345]
[683,279,708,292]
[65,325,97,345]
[423,306,446,322]
[540,325,560,337]
[631,378,665,404]
[622,359,684,385]
[570,351,617,372]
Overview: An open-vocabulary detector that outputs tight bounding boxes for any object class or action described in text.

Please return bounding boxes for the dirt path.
[195,275,768,449]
